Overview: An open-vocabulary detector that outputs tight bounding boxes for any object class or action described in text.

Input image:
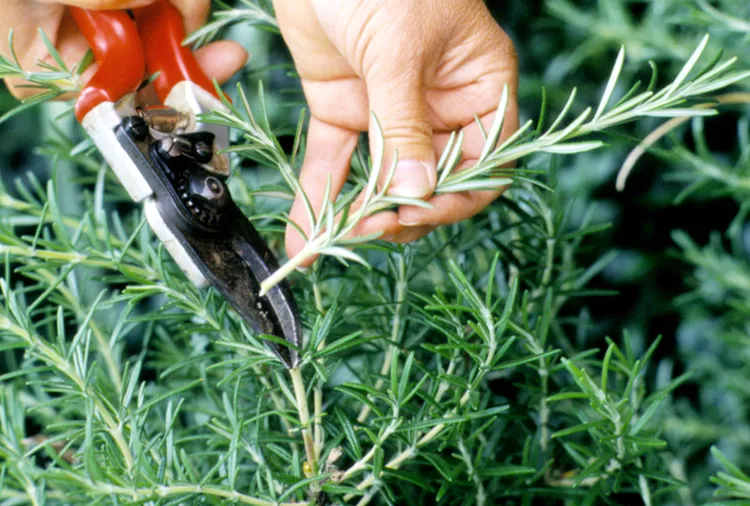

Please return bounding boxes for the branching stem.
[357,256,408,423]
[0,314,134,471]
[458,440,486,506]
[345,294,498,503]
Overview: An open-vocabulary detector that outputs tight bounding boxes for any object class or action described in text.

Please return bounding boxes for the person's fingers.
[7,0,220,102]
[40,0,156,8]
[10,38,246,103]
[285,116,359,266]
[193,40,248,83]
[351,210,402,242]
[301,78,369,132]
[385,224,436,244]
[465,87,520,161]
[318,189,403,253]
[398,84,519,227]
[169,0,211,34]
[399,187,503,228]
[365,61,436,200]
[5,7,90,101]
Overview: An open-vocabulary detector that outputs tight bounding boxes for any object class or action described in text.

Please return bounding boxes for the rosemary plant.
[0,1,749,505]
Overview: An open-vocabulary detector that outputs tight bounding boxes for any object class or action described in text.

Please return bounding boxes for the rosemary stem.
[357,256,407,423]
[345,298,498,503]
[260,241,320,295]
[290,367,318,475]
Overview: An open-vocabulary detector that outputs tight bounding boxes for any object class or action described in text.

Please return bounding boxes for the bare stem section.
[290,367,318,476]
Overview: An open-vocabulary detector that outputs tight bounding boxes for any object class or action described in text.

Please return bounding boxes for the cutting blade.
[115,115,302,368]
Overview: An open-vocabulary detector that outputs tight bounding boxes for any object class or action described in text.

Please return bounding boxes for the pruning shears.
[70,0,301,368]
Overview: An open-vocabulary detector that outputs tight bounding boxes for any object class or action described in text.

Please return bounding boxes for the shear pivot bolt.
[189,175,228,205]
[206,177,222,195]
[193,141,213,163]
[123,116,149,142]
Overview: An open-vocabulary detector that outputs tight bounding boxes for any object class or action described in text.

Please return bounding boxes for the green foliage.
[0,30,85,124]
[0,1,749,505]
[185,0,279,47]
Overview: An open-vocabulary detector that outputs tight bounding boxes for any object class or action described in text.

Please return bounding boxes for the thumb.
[366,69,436,199]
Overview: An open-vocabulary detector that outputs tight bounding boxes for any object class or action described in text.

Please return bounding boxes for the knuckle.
[502,41,519,75]
[381,121,432,145]
[345,2,388,74]
[475,15,518,73]
[494,27,517,56]
[497,37,519,77]
[372,90,430,138]
[480,39,519,100]
[349,20,376,72]
[358,13,428,79]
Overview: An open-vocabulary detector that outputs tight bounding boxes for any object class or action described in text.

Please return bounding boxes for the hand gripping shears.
[70,0,301,368]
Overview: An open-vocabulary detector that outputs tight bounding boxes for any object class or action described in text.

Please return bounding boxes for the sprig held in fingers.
[248,35,750,293]
[259,115,431,295]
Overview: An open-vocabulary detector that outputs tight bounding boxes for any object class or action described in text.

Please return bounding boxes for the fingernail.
[388,160,435,199]
[398,218,424,227]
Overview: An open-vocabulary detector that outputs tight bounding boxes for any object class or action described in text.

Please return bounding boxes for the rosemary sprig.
[207,34,749,294]
[0,29,83,123]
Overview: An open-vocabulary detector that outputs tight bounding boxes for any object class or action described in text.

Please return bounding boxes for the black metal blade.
[181,211,302,367]
[115,116,301,368]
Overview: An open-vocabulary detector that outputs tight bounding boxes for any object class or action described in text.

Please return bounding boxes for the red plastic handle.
[72,0,219,122]
[70,7,145,121]
[135,1,220,103]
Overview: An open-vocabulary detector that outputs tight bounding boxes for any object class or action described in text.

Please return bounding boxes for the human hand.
[1,0,247,100]
[274,0,519,265]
